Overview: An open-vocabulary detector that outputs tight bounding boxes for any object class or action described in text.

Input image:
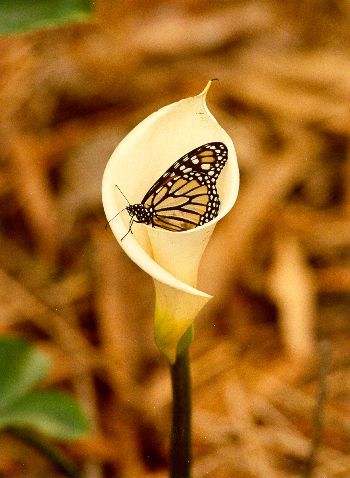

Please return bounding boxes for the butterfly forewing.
[130,142,228,232]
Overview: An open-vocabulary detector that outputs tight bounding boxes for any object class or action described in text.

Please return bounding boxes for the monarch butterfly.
[114,142,228,239]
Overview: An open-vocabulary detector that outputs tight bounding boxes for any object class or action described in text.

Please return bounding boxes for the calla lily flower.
[102,81,239,362]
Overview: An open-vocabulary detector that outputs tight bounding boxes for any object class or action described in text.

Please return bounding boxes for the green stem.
[169,331,192,478]
[8,427,81,478]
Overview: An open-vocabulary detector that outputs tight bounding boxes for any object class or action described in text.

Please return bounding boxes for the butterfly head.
[126,204,152,225]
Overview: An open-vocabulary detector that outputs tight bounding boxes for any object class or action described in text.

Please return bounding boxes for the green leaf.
[0,390,90,440]
[0,337,51,410]
[0,0,92,35]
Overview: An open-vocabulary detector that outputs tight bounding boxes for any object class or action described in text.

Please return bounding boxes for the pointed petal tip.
[200,78,219,98]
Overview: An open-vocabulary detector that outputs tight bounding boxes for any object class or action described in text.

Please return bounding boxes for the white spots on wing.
[201,164,211,171]
[192,158,199,164]
[179,165,186,171]
[208,171,215,176]
[183,167,192,173]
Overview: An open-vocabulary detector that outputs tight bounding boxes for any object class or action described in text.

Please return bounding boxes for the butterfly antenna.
[115,184,130,205]
[104,207,127,230]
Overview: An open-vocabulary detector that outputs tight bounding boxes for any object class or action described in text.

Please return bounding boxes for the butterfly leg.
[120,217,134,241]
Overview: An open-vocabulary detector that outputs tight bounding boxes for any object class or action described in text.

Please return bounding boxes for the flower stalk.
[169,327,193,478]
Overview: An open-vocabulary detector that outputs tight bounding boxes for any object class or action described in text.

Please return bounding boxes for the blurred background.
[1,0,350,476]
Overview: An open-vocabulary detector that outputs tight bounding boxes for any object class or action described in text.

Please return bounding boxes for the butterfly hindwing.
[151,178,210,231]
[139,142,227,231]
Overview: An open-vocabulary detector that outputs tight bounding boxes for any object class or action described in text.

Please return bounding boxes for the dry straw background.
[1,0,350,476]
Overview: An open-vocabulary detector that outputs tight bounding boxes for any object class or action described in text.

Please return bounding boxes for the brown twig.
[302,341,330,478]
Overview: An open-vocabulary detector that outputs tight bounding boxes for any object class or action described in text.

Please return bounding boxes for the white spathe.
[102,81,239,362]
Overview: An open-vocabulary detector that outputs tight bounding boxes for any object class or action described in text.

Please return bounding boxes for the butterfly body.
[124,142,228,233]
[126,204,152,225]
